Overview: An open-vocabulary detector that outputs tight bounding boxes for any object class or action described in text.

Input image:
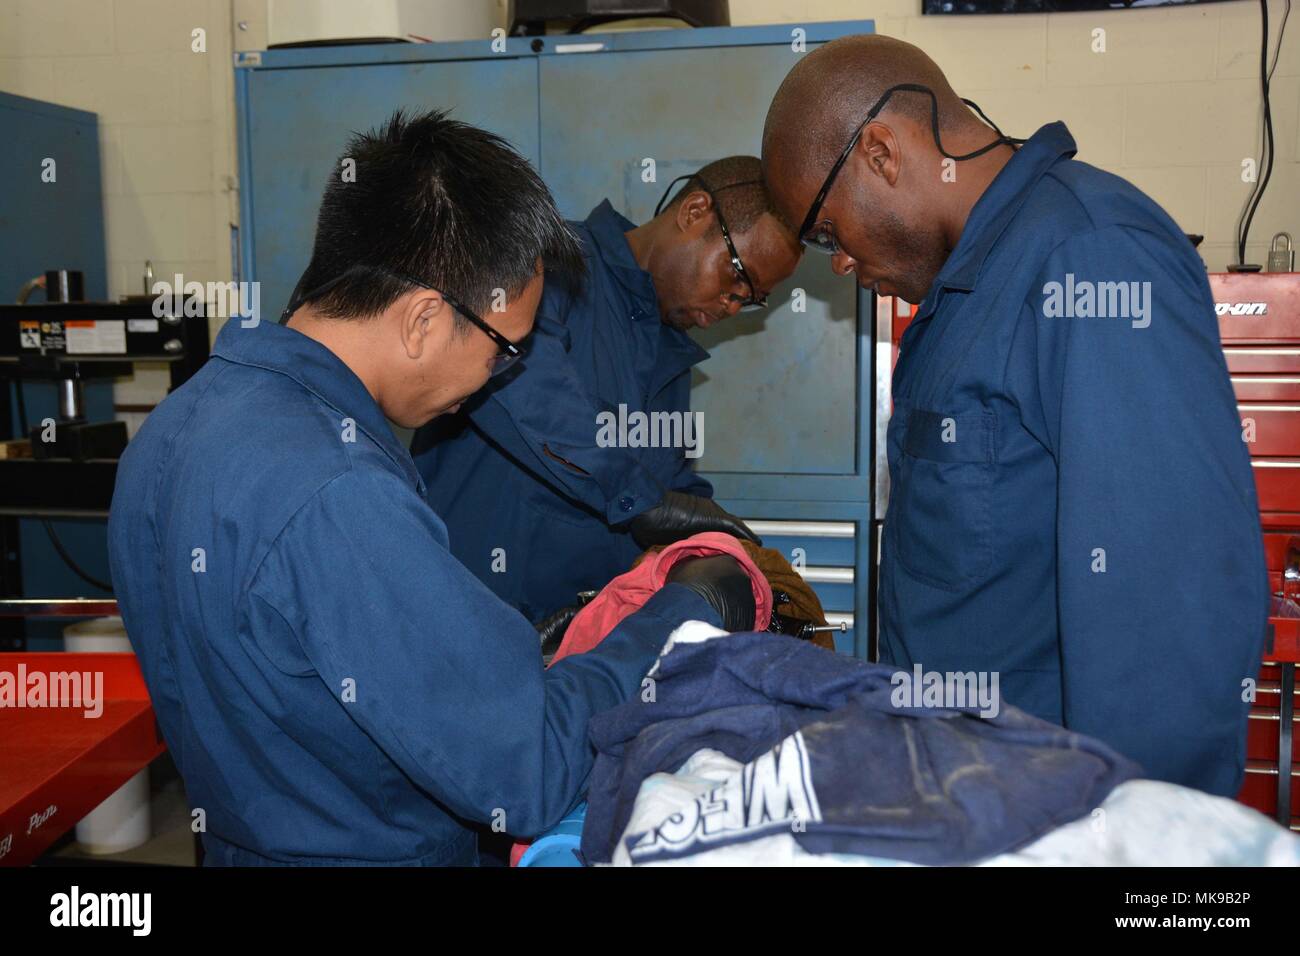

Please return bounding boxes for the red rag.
[548,532,773,665]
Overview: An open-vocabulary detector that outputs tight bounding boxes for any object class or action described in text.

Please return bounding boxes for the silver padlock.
[1267,232,1294,272]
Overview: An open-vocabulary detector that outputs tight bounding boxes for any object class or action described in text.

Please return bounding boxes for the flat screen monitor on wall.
[924,0,1232,13]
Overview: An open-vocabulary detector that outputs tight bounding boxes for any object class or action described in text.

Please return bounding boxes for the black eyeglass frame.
[279,263,524,376]
[796,83,1024,255]
[654,174,769,313]
[390,270,524,375]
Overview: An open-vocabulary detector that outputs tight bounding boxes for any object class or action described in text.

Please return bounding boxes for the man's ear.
[858,122,901,188]
[675,189,714,236]
[399,290,445,360]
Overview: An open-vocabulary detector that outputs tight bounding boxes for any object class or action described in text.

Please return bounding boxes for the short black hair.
[661,156,778,234]
[301,108,582,322]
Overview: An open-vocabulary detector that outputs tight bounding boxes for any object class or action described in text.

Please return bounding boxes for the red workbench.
[0,652,165,867]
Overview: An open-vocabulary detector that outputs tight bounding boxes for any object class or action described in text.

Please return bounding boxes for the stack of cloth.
[514,533,832,865]
[581,621,1144,866]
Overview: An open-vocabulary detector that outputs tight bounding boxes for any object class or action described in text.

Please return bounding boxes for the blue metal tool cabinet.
[0,93,113,649]
[233,20,881,657]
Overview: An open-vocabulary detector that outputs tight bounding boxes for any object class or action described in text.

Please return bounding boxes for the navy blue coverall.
[878,122,1269,796]
[108,319,719,865]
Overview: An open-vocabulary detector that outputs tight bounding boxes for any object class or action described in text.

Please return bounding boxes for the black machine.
[0,299,209,508]
[0,293,210,649]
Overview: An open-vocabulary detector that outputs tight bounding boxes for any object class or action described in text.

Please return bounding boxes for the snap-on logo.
[1215,301,1268,316]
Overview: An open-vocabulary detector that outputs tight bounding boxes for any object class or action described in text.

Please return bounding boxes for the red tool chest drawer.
[1253,461,1300,513]
[1246,672,1299,761]
[1238,405,1300,455]
[1224,346,1300,374]
[1232,377,1300,402]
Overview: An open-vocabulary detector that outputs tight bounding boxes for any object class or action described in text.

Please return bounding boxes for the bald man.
[762,35,1267,796]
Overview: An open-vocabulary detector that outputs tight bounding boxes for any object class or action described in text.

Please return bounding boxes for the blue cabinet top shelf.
[232,20,875,71]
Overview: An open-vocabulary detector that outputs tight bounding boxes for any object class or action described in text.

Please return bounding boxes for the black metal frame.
[1278,659,1295,828]
[0,302,211,650]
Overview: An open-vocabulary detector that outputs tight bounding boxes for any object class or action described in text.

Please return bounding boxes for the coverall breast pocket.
[895,408,996,592]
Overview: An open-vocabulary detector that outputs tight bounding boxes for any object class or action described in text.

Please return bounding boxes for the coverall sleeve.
[472,313,674,524]
[662,372,714,498]
[249,464,721,837]
[1029,224,1269,795]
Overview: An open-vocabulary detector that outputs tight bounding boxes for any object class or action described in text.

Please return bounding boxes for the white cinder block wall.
[0,0,238,409]
[0,0,1296,314]
[0,0,238,303]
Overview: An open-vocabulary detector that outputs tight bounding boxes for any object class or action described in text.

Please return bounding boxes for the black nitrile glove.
[535,604,580,659]
[665,554,756,632]
[629,491,762,549]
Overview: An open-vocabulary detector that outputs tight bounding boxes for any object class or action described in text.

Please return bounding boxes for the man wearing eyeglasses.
[413,156,802,635]
[760,35,1267,797]
[107,110,757,865]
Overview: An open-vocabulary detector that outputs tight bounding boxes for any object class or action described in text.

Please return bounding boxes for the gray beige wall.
[728,0,1300,273]
[0,0,238,408]
[1,0,1296,308]
[1,0,238,303]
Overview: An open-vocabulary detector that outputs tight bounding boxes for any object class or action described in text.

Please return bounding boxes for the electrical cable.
[1236,0,1288,266]
[40,519,113,592]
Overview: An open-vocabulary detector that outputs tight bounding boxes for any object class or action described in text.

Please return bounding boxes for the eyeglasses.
[280,264,525,377]
[797,83,1023,256]
[389,270,525,377]
[655,174,769,312]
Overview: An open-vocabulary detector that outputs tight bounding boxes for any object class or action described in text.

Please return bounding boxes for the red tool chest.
[1215,272,1300,831]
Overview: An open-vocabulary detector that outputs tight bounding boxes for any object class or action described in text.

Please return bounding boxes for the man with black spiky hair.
[108,110,755,866]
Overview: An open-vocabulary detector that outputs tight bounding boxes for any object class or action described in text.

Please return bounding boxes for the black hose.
[12,381,115,594]
[41,519,114,593]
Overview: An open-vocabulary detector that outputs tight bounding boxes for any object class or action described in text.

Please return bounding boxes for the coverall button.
[618,495,635,512]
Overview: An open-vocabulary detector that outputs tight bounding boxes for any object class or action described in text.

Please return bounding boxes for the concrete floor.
[40,753,198,867]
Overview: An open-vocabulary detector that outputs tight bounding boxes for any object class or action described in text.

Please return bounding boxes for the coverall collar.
[923,122,1078,305]
[586,199,660,311]
[584,198,709,379]
[211,319,424,490]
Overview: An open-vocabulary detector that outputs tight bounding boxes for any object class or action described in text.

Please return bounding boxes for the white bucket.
[63,617,151,855]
